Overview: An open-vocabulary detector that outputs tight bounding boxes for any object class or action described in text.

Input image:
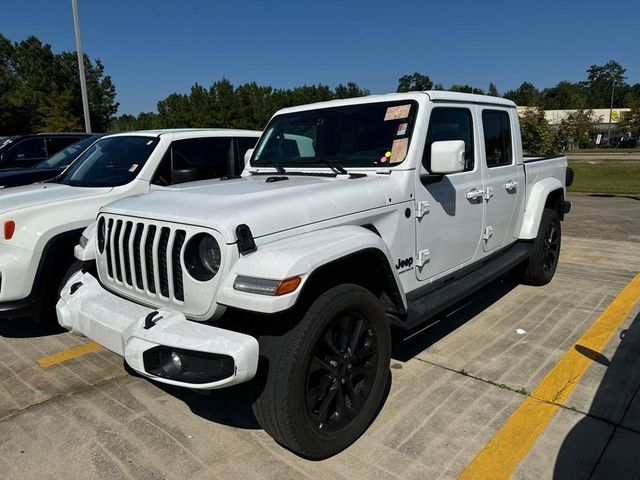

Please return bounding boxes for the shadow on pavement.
[131,361,394,440]
[554,312,640,480]
[0,316,65,338]
[391,273,520,362]
[588,193,640,202]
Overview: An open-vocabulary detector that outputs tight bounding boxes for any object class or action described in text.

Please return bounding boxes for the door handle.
[466,188,485,200]
[505,180,519,191]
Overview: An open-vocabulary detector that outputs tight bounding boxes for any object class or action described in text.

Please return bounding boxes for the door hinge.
[416,201,430,218]
[483,226,494,240]
[416,249,431,267]
[484,187,494,200]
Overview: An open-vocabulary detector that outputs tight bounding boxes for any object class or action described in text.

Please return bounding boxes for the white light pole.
[71,0,91,133]
[607,75,616,144]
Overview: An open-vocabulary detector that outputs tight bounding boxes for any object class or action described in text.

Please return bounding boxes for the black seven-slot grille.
[103,219,186,302]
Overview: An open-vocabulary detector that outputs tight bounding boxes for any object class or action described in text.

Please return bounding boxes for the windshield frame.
[57,135,160,188]
[250,99,419,170]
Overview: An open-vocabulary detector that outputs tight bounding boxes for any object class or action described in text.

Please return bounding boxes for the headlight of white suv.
[184,233,221,281]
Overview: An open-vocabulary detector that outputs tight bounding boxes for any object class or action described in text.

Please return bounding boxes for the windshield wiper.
[309,158,366,179]
[255,158,286,174]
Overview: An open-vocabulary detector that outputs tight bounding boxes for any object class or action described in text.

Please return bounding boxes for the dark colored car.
[615,136,639,148]
[0,135,103,188]
[0,133,94,169]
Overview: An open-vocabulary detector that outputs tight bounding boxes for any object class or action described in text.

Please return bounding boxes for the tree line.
[110,80,369,132]
[0,35,117,133]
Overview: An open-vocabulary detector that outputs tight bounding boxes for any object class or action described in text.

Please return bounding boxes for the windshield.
[251,100,418,169]
[35,136,98,169]
[59,136,159,187]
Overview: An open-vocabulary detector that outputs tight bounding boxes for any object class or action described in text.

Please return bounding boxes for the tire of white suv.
[251,283,391,459]
[521,208,561,286]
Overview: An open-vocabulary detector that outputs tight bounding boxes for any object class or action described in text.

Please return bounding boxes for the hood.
[0,183,112,214]
[0,167,60,181]
[102,175,388,242]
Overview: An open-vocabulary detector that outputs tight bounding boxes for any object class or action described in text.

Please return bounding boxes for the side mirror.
[430,140,466,174]
[244,148,255,167]
[171,168,201,185]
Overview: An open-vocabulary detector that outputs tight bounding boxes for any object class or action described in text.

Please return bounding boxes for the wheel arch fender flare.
[519,178,564,240]
[216,225,407,315]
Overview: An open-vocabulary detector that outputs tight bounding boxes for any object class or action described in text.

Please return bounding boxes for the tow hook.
[144,311,163,330]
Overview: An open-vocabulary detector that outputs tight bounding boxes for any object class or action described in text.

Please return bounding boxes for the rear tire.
[521,208,561,286]
[251,284,391,459]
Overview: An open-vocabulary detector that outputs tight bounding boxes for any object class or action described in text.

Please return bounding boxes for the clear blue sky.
[2,0,639,115]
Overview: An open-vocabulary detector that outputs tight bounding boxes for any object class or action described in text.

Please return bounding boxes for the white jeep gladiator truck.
[58,92,572,458]
[0,129,259,320]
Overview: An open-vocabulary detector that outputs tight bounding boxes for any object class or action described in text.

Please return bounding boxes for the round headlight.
[184,233,221,281]
[97,217,106,253]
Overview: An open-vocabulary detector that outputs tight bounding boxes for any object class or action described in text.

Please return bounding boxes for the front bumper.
[56,272,259,389]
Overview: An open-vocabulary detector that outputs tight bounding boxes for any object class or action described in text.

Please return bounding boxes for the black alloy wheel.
[306,313,380,432]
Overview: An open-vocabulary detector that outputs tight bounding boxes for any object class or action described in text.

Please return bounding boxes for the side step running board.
[402,245,531,330]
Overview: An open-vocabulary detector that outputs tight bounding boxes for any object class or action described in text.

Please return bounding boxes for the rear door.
[478,108,521,252]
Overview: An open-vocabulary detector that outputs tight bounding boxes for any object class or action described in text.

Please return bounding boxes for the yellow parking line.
[459,273,640,480]
[37,341,103,368]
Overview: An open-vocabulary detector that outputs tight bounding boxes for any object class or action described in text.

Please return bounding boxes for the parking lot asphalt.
[1,193,639,480]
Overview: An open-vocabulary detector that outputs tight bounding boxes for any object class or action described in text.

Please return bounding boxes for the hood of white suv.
[101,175,388,242]
[0,183,112,215]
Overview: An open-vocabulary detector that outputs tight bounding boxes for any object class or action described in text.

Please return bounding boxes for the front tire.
[521,208,561,286]
[252,284,391,459]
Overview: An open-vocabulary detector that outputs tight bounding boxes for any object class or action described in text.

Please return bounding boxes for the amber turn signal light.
[275,276,302,296]
[3,220,15,240]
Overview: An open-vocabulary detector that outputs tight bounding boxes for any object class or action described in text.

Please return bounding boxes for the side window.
[10,138,47,161]
[152,138,232,186]
[423,108,474,173]
[237,137,258,159]
[152,149,172,186]
[47,137,79,156]
[236,136,259,171]
[482,110,513,167]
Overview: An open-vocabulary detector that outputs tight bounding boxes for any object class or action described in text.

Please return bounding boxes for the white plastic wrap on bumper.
[56,272,259,389]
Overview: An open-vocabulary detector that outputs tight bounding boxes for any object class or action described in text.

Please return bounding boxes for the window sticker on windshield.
[380,151,392,163]
[129,164,139,173]
[397,123,408,136]
[390,138,408,164]
[384,104,411,121]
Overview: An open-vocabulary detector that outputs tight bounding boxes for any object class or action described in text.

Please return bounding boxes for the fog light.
[143,347,235,384]
[160,350,182,376]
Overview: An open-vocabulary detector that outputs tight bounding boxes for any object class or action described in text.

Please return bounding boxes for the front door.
[478,108,520,252]
[414,106,484,281]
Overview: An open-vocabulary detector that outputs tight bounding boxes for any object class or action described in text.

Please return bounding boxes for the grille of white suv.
[103,217,186,303]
